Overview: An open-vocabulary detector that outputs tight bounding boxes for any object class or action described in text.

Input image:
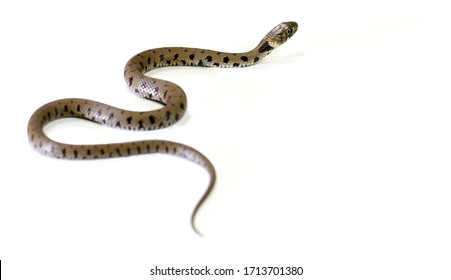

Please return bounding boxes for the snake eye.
[287,28,293,35]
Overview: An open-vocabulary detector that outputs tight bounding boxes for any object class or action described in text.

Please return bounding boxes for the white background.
[0,0,450,279]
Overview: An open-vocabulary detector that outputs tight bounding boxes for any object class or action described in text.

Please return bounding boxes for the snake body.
[27,21,298,235]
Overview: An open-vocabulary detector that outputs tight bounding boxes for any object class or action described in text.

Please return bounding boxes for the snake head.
[265,21,298,48]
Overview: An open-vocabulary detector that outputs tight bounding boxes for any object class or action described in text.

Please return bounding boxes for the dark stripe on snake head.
[258,41,274,53]
[128,77,133,87]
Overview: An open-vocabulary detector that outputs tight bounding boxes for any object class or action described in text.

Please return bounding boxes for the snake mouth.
[286,21,298,38]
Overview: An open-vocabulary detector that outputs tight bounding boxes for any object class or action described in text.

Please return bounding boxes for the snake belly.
[27,21,298,236]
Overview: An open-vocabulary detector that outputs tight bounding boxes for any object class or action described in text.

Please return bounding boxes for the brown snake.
[27,21,298,236]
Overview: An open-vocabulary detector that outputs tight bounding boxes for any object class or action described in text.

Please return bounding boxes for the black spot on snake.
[159,54,164,61]
[189,54,195,60]
[115,121,121,127]
[108,112,114,120]
[241,56,248,62]
[61,148,66,158]
[149,115,155,125]
[76,104,81,112]
[165,111,171,121]
[147,57,151,65]
[223,57,230,63]
[233,63,239,67]
[206,55,212,62]
[73,150,78,158]
[254,57,260,63]
[173,54,179,60]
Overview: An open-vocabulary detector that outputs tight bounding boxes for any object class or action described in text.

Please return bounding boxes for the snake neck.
[122,38,280,105]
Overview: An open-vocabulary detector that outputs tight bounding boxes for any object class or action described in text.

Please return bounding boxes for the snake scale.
[27,21,298,236]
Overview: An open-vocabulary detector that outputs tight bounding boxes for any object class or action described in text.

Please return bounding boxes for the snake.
[27,21,298,236]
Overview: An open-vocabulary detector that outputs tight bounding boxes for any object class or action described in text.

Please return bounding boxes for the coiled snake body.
[27,21,298,235]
